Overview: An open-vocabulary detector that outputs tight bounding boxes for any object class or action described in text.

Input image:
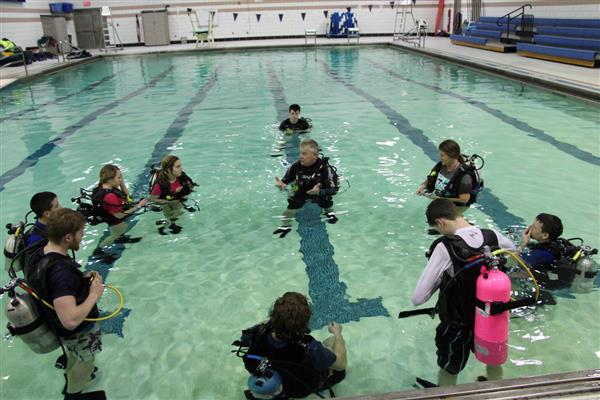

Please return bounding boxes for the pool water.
[1,46,599,399]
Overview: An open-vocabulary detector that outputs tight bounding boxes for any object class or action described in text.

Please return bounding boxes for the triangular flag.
[233,13,238,21]
[278,13,284,22]
[301,12,306,21]
[390,1,395,9]
[368,5,373,12]
[347,7,351,12]
[323,10,328,18]
[256,13,261,22]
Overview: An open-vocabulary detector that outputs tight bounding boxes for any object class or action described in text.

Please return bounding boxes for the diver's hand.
[137,198,149,207]
[423,192,437,200]
[328,322,342,336]
[307,183,321,195]
[520,225,532,248]
[275,177,287,191]
[416,184,427,195]
[174,186,183,193]
[89,272,104,301]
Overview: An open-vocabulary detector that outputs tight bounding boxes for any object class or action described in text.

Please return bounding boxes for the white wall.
[1,0,599,49]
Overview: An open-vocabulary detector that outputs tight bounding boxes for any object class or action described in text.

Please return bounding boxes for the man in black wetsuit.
[279,104,311,132]
[274,139,338,238]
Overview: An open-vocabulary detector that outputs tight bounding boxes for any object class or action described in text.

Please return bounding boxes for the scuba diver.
[149,155,198,235]
[279,104,312,132]
[416,139,483,209]
[25,192,62,246]
[91,164,147,259]
[273,139,340,238]
[515,213,598,293]
[410,199,517,387]
[232,292,347,399]
[22,208,106,400]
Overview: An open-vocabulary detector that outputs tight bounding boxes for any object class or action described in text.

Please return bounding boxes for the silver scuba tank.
[4,234,23,273]
[5,292,60,354]
[571,255,598,294]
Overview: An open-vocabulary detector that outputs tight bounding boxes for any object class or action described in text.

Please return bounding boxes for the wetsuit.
[279,118,311,131]
[281,158,337,210]
[24,221,48,247]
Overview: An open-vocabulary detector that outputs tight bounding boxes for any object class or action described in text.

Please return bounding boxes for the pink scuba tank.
[474,266,511,365]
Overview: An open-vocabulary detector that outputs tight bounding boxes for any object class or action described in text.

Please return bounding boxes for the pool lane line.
[319,60,525,229]
[366,59,600,167]
[267,62,390,330]
[0,73,116,124]
[0,66,173,193]
[87,65,222,338]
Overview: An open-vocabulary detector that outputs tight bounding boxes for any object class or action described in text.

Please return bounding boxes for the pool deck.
[1,36,599,101]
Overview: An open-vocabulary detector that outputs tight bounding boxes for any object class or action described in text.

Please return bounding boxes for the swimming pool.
[1,46,599,399]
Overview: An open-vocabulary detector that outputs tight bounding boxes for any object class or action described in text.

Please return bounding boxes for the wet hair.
[300,139,319,155]
[426,198,461,226]
[438,140,465,163]
[157,155,180,186]
[269,292,311,342]
[289,104,301,113]
[536,213,563,241]
[99,164,121,184]
[30,192,57,218]
[46,208,85,243]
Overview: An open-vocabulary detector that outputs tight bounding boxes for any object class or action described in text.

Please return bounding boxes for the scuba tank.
[571,245,598,294]
[3,278,60,354]
[474,253,511,365]
[4,222,28,273]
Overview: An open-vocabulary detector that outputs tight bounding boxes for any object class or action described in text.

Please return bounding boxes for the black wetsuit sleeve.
[319,163,338,196]
[299,118,311,130]
[279,119,290,130]
[281,163,298,185]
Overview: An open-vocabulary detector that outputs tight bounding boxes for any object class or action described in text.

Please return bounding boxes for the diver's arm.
[53,276,104,331]
[411,244,451,306]
[111,199,148,219]
[328,323,347,371]
[427,193,471,204]
[416,179,429,195]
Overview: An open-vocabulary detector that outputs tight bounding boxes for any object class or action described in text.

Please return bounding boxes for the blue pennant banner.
[324,10,328,18]
[256,13,261,22]
[301,12,306,21]
[278,13,283,22]
[233,12,238,21]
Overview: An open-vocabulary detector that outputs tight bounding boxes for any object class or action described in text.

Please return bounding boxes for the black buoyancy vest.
[528,239,579,290]
[91,186,126,224]
[295,158,338,195]
[430,229,499,327]
[155,172,195,200]
[242,324,324,398]
[426,161,481,206]
[24,246,96,337]
[24,223,47,243]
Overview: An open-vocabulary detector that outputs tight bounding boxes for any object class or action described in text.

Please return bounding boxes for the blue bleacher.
[451,16,600,67]
[517,43,597,62]
[534,35,600,52]
[536,27,600,39]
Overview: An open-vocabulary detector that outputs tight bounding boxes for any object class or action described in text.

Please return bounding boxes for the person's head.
[299,139,319,167]
[46,208,86,251]
[438,140,465,166]
[426,198,464,235]
[269,292,311,342]
[531,213,563,242]
[99,164,123,188]
[30,192,60,222]
[160,155,182,180]
[288,104,301,123]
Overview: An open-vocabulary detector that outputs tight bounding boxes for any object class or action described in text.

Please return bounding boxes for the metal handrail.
[496,3,532,42]
[0,50,28,76]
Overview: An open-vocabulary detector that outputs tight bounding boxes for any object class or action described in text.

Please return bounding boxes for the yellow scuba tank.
[4,223,26,273]
[5,290,60,353]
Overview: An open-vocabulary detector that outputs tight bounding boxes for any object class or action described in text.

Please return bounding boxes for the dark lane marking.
[368,60,600,167]
[89,66,221,337]
[0,74,116,123]
[267,63,390,330]
[0,67,174,193]
[320,60,524,228]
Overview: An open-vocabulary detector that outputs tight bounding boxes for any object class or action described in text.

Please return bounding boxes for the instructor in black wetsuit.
[273,139,338,238]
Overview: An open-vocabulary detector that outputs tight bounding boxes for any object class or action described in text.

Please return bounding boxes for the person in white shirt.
[412,198,515,386]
